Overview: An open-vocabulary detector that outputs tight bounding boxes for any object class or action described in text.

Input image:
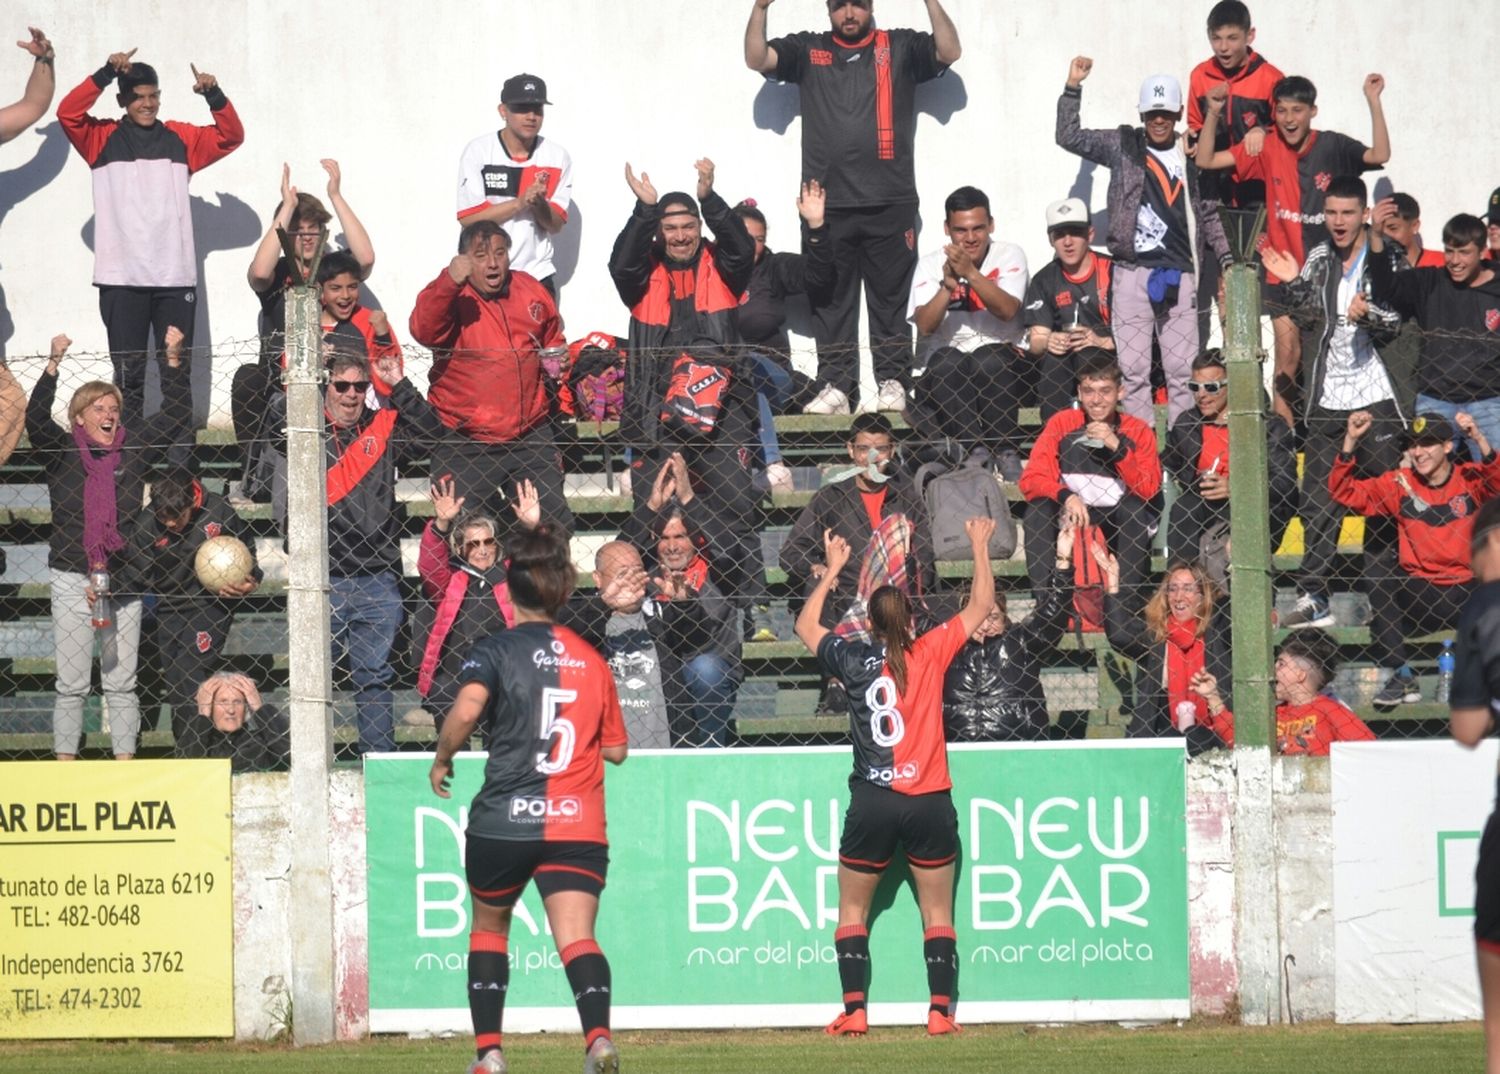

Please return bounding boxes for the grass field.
[0,1021,1484,1074]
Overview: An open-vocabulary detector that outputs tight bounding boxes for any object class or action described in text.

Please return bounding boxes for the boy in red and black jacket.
[1185,2,1283,340]
[1332,410,1500,710]
[1196,71,1390,427]
[1019,350,1161,601]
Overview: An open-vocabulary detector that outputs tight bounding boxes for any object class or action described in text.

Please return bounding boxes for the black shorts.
[1477,788,1500,951]
[838,779,959,874]
[466,836,609,909]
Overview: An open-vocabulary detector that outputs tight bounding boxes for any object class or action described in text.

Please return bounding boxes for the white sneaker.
[803,384,851,415]
[875,379,908,412]
[764,461,795,493]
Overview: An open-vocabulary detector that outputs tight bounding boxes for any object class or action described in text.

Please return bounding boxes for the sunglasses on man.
[1187,380,1226,394]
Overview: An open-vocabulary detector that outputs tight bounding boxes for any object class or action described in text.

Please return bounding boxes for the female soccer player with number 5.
[795,517,998,1037]
[430,526,628,1074]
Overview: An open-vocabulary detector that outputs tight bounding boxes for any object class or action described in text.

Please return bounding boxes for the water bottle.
[1436,640,1456,705]
[89,568,112,630]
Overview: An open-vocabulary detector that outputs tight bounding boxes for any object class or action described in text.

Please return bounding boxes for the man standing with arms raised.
[745,0,961,415]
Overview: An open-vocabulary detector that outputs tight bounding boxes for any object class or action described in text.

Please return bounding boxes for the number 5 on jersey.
[537,687,578,774]
[866,676,906,747]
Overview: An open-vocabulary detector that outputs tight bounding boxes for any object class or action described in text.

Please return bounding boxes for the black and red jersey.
[1370,258,1500,402]
[461,622,627,843]
[769,27,946,209]
[1187,50,1284,208]
[1231,129,1374,281]
[816,616,968,794]
[1329,452,1500,584]
[1022,253,1113,335]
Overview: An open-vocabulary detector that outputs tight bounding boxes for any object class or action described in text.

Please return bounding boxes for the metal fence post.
[1223,255,1281,1024]
[282,237,338,1045]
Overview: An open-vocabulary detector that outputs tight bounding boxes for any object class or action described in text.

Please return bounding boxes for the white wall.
[2,1,1491,420]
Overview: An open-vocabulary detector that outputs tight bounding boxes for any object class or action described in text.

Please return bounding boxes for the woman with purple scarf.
[26,328,193,759]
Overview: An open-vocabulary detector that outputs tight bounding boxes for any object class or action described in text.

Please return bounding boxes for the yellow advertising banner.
[0,759,233,1038]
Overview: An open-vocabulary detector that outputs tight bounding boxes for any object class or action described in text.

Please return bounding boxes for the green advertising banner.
[365,742,1188,1031]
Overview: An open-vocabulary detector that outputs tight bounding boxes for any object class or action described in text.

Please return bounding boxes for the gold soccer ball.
[194,535,254,592]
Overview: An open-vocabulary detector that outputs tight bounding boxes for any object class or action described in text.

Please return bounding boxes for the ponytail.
[868,586,914,696]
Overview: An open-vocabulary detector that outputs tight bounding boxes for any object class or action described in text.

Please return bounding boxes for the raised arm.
[925,0,962,65]
[1194,83,1239,171]
[955,518,997,637]
[1056,58,1120,168]
[322,159,375,278]
[248,164,300,291]
[0,27,54,143]
[794,529,852,654]
[1361,74,1390,167]
[744,0,780,74]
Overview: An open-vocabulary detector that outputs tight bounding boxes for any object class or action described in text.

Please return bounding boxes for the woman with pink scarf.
[26,329,192,759]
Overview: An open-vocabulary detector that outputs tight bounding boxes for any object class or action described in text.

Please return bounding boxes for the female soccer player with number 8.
[795,518,998,1037]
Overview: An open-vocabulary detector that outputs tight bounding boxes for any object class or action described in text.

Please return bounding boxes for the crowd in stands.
[4,0,1500,764]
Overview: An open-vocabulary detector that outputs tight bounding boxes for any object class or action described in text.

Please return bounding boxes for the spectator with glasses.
[271,349,446,754]
[1165,349,1296,561]
[413,476,542,737]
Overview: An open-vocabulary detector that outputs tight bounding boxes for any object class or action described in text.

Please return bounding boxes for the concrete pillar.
[283,258,338,1045]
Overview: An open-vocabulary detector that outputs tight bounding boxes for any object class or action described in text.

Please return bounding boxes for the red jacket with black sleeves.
[408,268,563,444]
[1329,452,1500,584]
[607,190,756,449]
[1019,407,1162,505]
[58,65,243,288]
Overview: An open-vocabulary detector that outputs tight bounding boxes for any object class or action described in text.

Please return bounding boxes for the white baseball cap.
[1138,74,1183,114]
[1046,198,1090,231]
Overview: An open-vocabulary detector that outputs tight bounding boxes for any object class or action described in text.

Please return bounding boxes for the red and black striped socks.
[468,930,510,1060]
[560,938,613,1051]
[834,923,871,1013]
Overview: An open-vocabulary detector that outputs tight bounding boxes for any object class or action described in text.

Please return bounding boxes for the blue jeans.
[330,571,403,754]
[681,652,737,748]
[749,352,795,465]
[1414,393,1500,462]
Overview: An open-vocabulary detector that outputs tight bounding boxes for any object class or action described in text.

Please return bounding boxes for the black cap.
[1488,186,1500,225]
[1402,412,1456,446]
[658,192,700,218]
[500,74,550,106]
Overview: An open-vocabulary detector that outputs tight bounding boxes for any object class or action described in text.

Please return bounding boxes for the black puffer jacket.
[943,569,1071,741]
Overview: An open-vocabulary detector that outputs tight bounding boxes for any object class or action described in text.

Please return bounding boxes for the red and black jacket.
[607,190,756,449]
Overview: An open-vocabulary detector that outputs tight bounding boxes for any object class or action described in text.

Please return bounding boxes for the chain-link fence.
[0,266,1485,762]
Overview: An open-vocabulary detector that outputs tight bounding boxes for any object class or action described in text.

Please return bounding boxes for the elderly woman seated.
[178,672,289,772]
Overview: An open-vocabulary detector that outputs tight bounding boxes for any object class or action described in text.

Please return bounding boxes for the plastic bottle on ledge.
[89,568,113,630]
[1436,639,1456,705]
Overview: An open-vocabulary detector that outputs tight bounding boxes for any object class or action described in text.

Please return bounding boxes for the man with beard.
[608,158,766,629]
[746,0,962,415]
